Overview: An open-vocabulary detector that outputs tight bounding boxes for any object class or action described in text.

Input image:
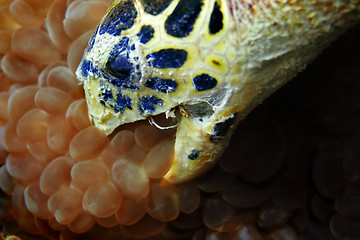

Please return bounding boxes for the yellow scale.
[76,0,360,184]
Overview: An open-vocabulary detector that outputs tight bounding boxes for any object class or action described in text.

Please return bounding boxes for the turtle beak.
[165,102,239,184]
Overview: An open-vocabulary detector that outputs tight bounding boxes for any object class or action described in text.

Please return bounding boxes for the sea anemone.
[0,0,360,240]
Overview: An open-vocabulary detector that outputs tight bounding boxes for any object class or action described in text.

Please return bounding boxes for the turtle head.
[76,0,241,183]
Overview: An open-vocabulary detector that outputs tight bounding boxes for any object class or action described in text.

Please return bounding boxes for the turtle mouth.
[107,110,179,180]
[104,102,212,184]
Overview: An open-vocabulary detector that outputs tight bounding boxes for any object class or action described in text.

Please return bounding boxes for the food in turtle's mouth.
[0,0,360,240]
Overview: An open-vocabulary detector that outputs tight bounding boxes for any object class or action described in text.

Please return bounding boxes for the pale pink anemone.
[0,0,360,240]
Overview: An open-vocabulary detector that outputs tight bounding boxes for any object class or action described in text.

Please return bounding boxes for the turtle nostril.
[108,52,132,78]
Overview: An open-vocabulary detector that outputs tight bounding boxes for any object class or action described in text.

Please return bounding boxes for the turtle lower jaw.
[137,102,236,184]
[164,115,218,184]
[97,106,214,184]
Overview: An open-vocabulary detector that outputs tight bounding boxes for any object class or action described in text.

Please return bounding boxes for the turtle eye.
[106,37,133,79]
[108,52,132,79]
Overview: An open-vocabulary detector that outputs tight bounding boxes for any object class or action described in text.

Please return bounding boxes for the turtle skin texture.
[76,0,360,183]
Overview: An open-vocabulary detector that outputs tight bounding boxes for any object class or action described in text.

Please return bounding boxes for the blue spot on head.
[86,27,98,53]
[188,149,200,160]
[110,37,130,54]
[104,74,139,90]
[137,25,155,44]
[99,82,113,107]
[81,60,99,78]
[103,89,113,102]
[193,74,217,91]
[210,114,238,143]
[114,90,132,113]
[209,1,223,34]
[99,0,137,36]
[100,82,114,102]
[138,96,163,115]
[141,0,173,15]
[165,0,203,38]
[81,60,91,77]
[145,77,178,93]
[146,49,187,69]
